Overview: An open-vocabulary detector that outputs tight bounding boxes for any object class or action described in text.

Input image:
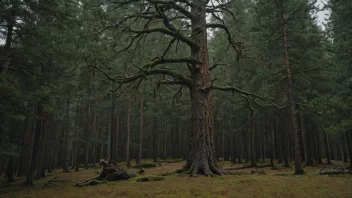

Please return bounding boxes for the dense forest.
[0,0,352,196]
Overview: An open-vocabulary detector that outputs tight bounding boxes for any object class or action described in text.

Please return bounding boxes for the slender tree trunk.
[314,129,323,164]
[35,110,46,179]
[126,93,131,168]
[283,124,290,168]
[346,131,352,169]
[85,101,91,169]
[323,131,332,164]
[280,5,303,174]
[297,108,306,162]
[24,104,44,185]
[17,116,33,176]
[305,119,314,166]
[136,96,143,164]
[63,100,70,172]
[6,156,14,182]
[75,98,81,172]
[153,116,158,163]
[231,118,236,164]
[341,134,348,163]
[110,93,116,160]
[249,108,257,167]
[115,116,120,161]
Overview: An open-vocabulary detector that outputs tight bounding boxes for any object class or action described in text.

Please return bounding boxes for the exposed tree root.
[182,161,227,176]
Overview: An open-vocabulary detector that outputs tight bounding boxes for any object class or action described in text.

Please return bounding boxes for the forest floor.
[1,160,351,198]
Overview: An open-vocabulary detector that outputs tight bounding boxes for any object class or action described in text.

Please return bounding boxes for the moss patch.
[136,176,165,182]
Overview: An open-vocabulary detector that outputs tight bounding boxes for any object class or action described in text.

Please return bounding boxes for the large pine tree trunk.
[280,6,303,174]
[182,0,226,176]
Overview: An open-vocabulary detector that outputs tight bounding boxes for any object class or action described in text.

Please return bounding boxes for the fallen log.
[74,159,136,187]
[316,168,352,175]
[250,169,266,174]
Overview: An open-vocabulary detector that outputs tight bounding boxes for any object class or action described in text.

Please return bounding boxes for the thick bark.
[136,96,143,164]
[280,6,303,174]
[182,0,225,176]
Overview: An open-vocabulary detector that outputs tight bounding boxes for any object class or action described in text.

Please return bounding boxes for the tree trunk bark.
[342,133,348,162]
[75,98,81,172]
[153,116,158,163]
[63,100,70,172]
[346,131,352,169]
[126,93,131,168]
[6,156,14,182]
[17,116,33,176]
[280,5,303,174]
[24,104,44,185]
[85,101,91,169]
[110,93,116,160]
[250,109,257,167]
[305,119,314,166]
[323,131,332,164]
[297,107,306,162]
[136,96,143,164]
